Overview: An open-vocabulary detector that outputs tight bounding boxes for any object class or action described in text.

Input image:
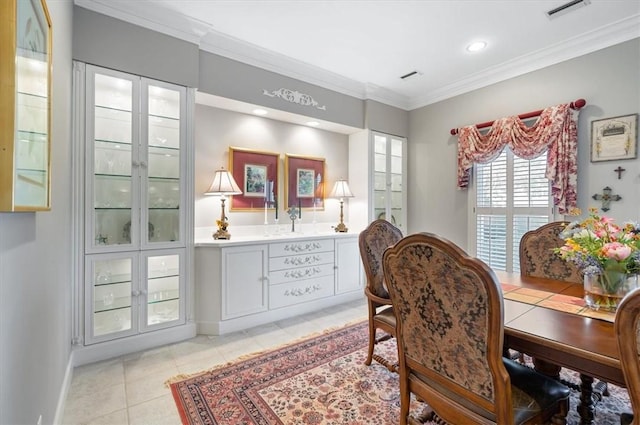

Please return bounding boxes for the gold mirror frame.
[0,0,52,211]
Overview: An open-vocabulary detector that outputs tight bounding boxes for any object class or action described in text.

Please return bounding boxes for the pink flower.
[601,242,632,260]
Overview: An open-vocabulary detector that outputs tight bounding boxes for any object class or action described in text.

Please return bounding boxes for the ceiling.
[76,0,639,113]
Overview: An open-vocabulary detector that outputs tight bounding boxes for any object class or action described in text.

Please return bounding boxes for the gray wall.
[194,105,350,231]
[408,38,640,250]
[73,6,199,87]
[0,1,74,424]
[199,51,365,129]
[364,99,409,138]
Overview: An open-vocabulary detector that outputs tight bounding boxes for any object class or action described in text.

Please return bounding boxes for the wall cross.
[614,166,626,179]
[592,186,621,212]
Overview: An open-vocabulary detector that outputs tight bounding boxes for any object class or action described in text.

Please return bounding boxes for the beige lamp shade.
[205,167,242,196]
[329,179,354,199]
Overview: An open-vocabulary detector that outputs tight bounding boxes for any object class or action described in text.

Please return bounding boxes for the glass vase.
[583,272,639,312]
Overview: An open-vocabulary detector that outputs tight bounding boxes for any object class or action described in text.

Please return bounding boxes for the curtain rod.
[449,98,586,136]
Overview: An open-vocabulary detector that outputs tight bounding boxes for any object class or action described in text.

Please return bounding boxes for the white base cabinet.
[195,233,363,335]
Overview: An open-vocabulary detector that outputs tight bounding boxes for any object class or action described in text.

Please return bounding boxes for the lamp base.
[334,222,348,233]
[213,229,231,240]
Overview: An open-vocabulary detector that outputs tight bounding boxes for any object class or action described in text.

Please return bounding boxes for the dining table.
[496,270,626,425]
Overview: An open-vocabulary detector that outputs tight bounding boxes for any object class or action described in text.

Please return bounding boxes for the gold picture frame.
[0,0,52,211]
[284,154,326,211]
[591,114,638,162]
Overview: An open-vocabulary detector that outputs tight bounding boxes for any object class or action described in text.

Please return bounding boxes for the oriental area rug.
[169,321,631,425]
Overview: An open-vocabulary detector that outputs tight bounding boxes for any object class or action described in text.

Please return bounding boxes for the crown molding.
[74,0,208,44]
[75,1,638,112]
[407,14,640,110]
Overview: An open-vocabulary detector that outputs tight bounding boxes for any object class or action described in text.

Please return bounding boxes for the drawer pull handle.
[284,267,322,279]
[284,242,322,253]
[284,284,322,297]
[285,255,321,266]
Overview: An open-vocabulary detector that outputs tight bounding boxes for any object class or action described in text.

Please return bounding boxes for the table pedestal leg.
[577,374,595,425]
[532,358,561,379]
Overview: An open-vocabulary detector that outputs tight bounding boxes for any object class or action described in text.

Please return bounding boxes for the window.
[472,147,553,272]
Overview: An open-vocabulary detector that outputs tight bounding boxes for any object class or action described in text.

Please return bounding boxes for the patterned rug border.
[165,318,368,386]
[169,319,374,425]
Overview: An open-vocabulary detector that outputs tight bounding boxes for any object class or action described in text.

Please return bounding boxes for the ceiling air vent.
[400,70,421,80]
[546,0,591,19]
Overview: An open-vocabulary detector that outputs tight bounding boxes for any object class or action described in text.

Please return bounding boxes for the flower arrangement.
[555,208,640,296]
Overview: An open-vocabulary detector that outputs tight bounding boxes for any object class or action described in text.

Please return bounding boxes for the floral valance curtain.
[457,103,579,214]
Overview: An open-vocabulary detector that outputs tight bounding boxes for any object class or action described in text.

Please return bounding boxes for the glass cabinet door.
[373,133,388,222]
[372,132,407,232]
[0,0,52,211]
[143,251,185,330]
[87,68,139,250]
[142,81,185,246]
[86,254,137,343]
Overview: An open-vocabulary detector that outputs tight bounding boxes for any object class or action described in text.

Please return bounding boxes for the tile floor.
[61,298,368,425]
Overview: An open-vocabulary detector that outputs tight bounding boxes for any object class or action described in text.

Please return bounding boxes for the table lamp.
[329,179,354,233]
[204,167,242,239]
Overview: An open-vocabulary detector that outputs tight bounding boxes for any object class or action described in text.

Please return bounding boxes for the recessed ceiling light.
[252,108,268,115]
[466,41,487,52]
[306,121,320,127]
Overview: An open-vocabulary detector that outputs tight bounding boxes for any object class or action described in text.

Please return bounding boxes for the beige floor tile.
[128,394,181,425]
[83,409,128,425]
[124,350,178,382]
[63,383,127,425]
[245,322,298,350]
[68,358,125,398]
[125,367,175,406]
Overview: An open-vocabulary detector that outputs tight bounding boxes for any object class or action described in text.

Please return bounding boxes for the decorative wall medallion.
[262,88,327,110]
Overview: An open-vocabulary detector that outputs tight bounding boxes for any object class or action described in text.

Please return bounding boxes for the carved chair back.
[519,221,582,283]
[383,232,512,423]
[383,232,569,425]
[359,219,403,301]
[615,288,640,425]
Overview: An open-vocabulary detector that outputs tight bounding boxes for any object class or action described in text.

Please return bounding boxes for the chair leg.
[365,321,376,366]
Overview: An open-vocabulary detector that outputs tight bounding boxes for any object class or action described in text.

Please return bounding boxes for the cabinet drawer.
[269,251,334,271]
[269,275,335,309]
[269,263,334,285]
[270,239,333,257]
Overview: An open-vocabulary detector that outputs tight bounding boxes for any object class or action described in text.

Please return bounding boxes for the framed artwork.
[285,154,325,210]
[228,147,279,211]
[591,114,638,162]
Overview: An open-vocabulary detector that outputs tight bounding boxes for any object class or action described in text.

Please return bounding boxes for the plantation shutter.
[475,147,552,272]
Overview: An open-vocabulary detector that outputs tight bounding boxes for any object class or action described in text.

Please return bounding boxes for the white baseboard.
[53,350,75,425]
[72,323,197,366]
[197,291,363,335]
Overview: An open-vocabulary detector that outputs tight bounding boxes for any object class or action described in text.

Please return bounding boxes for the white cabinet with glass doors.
[85,250,185,344]
[85,65,185,252]
[372,131,407,231]
[348,130,407,233]
[75,63,190,347]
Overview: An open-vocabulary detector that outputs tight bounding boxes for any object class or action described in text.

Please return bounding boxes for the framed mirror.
[0,0,52,211]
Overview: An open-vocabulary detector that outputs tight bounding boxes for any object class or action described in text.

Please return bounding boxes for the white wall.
[194,105,351,235]
[408,39,640,250]
[0,1,74,424]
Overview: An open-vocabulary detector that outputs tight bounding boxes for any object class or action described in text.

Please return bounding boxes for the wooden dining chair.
[519,221,582,283]
[358,219,403,372]
[615,288,640,425]
[519,221,610,399]
[383,232,570,425]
